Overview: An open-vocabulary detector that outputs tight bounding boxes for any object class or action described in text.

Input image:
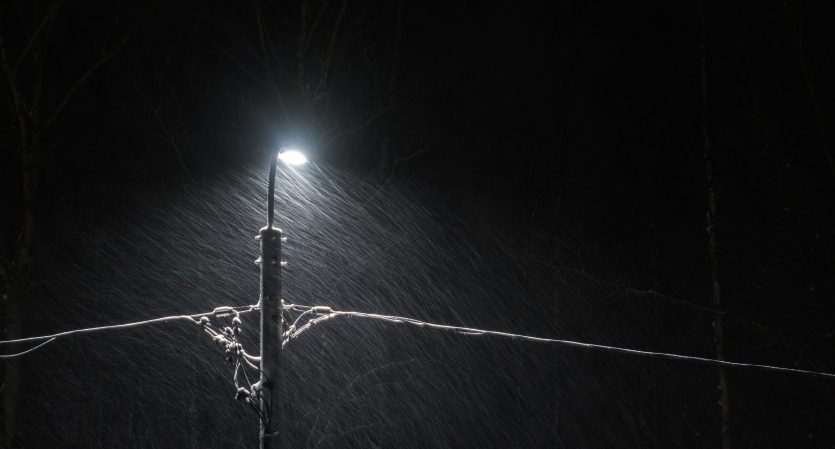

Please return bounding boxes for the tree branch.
[39,4,155,133]
[12,0,64,74]
[314,0,348,101]
[0,33,28,145]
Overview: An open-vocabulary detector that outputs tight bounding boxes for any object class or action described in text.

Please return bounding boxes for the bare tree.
[130,52,196,179]
[206,0,428,177]
[697,1,731,448]
[781,0,835,182]
[0,3,149,446]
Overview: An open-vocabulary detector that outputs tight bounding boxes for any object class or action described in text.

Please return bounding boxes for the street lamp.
[277,147,308,166]
[259,146,307,449]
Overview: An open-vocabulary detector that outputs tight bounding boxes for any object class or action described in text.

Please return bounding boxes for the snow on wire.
[0,304,259,357]
[2,302,835,381]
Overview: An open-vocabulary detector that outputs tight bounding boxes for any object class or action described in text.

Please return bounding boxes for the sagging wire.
[0,303,272,422]
[3,302,835,381]
[0,304,260,354]
[0,302,272,419]
[282,305,340,347]
[281,304,835,380]
[198,307,266,423]
[0,337,57,359]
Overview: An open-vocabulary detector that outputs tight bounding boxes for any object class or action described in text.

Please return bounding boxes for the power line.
[284,304,835,380]
[2,302,835,380]
[0,305,258,350]
[0,338,56,359]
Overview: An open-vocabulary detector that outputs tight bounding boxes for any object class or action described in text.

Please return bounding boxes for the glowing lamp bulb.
[277,148,308,166]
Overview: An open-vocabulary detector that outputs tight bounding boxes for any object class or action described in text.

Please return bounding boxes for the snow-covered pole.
[259,154,283,449]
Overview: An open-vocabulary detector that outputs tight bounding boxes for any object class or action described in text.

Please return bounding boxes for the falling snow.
[4,164,830,448]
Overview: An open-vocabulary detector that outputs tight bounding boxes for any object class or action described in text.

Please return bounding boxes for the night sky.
[2,1,835,448]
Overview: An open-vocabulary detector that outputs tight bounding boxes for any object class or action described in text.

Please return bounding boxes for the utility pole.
[259,156,283,449]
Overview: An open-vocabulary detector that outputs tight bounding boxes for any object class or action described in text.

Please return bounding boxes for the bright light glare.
[278,148,308,166]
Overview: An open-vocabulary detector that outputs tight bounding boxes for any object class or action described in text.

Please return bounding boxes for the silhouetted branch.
[40,4,155,132]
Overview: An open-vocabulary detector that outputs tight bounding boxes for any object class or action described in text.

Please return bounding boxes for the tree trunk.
[3,288,22,449]
[698,1,731,448]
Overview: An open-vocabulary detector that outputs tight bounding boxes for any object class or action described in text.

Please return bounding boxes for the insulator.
[235,387,251,400]
[213,306,234,315]
[311,306,333,314]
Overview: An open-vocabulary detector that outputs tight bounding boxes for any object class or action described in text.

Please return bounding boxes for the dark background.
[2,1,835,448]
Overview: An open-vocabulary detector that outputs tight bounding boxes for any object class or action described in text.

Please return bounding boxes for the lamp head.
[277,147,308,166]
